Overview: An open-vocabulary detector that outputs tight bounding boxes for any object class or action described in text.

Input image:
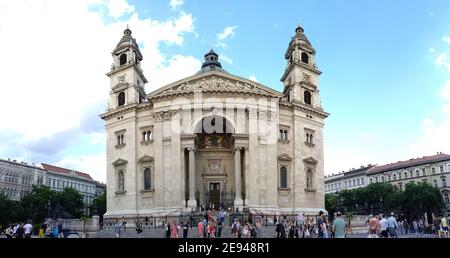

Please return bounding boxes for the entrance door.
[209,183,221,210]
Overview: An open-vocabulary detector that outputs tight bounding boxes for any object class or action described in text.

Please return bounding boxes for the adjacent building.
[325,153,450,216]
[101,24,329,219]
[324,165,373,193]
[0,158,105,216]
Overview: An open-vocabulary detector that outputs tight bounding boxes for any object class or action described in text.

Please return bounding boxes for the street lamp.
[47,199,51,219]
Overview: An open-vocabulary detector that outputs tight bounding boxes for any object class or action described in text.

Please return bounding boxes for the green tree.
[57,187,84,218]
[21,186,57,223]
[402,182,445,219]
[91,191,106,218]
[0,192,24,226]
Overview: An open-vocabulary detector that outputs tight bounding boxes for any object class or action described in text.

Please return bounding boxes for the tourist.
[24,221,33,238]
[250,223,257,238]
[220,209,226,225]
[380,214,389,238]
[16,223,25,238]
[387,212,398,238]
[170,221,179,238]
[368,215,380,238]
[38,225,45,238]
[397,220,404,235]
[231,219,238,237]
[202,217,208,238]
[208,221,215,238]
[12,223,19,237]
[441,216,448,238]
[121,216,126,231]
[332,212,347,238]
[182,221,189,238]
[217,221,223,237]
[237,220,243,238]
[288,222,297,238]
[317,211,326,238]
[5,224,13,239]
[198,219,204,238]
[418,219,424,237]
[413,219,419,236]
[242,222,249,238]
[275,220,286,238]
[114,219,121,238]
[165,221,171,238]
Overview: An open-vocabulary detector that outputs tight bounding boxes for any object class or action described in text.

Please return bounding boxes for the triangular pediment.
[303,157,318,165]
[112,158,128,167]
[137,155,154,163]
[148,71,282,100]
[278,154,293,161]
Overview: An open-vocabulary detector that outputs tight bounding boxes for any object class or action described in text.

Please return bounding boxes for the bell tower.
[106,26,148,111]
[280,23,322,110]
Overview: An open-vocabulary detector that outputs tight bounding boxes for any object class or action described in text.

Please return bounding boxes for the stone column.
[244,147,249,206]
[234,147,244,209]
[187,148,196,208]
[180,148,186,209]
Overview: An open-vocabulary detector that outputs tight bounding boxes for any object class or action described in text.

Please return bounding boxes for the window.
[144,168,152,190]
[353,179,356,186]
[442,177,447,187]
[375,177,378,183]
[279,130,284,140]
[118,171,125,192]
[399,183,403,191]
[369,178,373,184]
[416,170,419,177]
[388,175,391,181]
[432,167,436,175]
[304,91,312,105]
[434,179,438,187]
[117,134,125,145]
[440,166,444,174]
[357,178,360,185]
[410,171,413,178]
[404,171,408,178]
[119,53,127,66]
[301,52,309,64]
[118,92,125,106]
[284,130,288,140]
[280,166,288,189]
[306,169,313,189]
[422,168,426,176]
[381,175,384,182]
[361,178,365,185]
[344,181,348,188]
[338,182,341,189]
[445,194,449,204]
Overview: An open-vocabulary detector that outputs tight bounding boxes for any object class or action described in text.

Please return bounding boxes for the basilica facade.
[100,24,329,218]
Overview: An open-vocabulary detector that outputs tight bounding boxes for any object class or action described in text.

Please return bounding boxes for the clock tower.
[106,27,147,111]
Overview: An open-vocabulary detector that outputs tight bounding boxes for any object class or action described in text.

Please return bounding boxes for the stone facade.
[101,25,329,219]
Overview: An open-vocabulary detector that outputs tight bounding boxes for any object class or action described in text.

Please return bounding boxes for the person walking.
[182,221,189,239]
[275,220,286,238]
[217,221,223,238]
[288,222,298,238]
[16,223,25,238]
[379,214,388,238]
[5,225,13,239]
[413,219,419,237]
[23,221,33,238]
[317,211,326,238]
[220,210,226,225]
[387,212,399,238]
[332,212,347,238]
[114,219,121,238]
[441,216,448,238]
[165,221,171,238]
[197,219,204,238]
[237,220,243,238]
[170,221,179,238]
[368,215,380,238]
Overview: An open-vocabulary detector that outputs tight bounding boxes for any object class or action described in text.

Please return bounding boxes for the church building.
[100,24,329,218]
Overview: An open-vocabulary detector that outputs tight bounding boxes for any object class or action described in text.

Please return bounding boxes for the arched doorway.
[194,116,235,211]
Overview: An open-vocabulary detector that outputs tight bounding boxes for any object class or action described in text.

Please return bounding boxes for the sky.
[0,0,449,182]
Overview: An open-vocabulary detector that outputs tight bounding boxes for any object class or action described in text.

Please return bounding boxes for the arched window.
[284,130,288,140]
[144,168,151,190]
[304,91,312,105]
[306,133,310,143]
[118,92,125,106]
[393,174,396,180]
[280,166,288,189]
[280,130,283,140]
[120,135,124,145]
[309,134,313,144]
[147,131,152,140]
[143,131,147,141]
[119,54,127,66]
[117,135,121,145]
[301,52,309,64]
[306,169,313,189]
[118,171,125,192]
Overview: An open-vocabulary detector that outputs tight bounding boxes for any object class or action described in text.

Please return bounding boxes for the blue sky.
[0,0,449,181]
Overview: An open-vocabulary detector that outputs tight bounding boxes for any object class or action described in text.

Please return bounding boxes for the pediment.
[278,154,293,161]
[112,158,128,167]
[148,71,282,100]
[112,82,129,93]
[137,155,154,163]
[303,157,318,165]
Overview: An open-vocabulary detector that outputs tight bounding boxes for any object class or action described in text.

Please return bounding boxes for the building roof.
[41,163,94,181]
[367,153,450,175]
[197,49,228,74]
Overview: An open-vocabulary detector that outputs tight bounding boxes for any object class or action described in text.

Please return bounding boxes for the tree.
[402,182,445,219]
[21,185,57,223]
[91,191,106,218]
[0,192,24,226]
[57,187,84,218]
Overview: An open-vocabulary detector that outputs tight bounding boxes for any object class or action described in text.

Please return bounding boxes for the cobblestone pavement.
[92,226,439,238]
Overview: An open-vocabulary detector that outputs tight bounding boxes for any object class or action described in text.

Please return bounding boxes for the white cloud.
[428,48,435,53]
[443,35,450,44]
[170,0,183,10]
[57,153,107,182]
[214,26,237,48]
[217,26,237,41]
[440,80,450,100]
[408,80,450,158]
[219,53,233,65]
[107,0,135,18]
[89,132,107,145]
[434,53,450,71]
[0,0,200,174]
[249,75,258,82]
